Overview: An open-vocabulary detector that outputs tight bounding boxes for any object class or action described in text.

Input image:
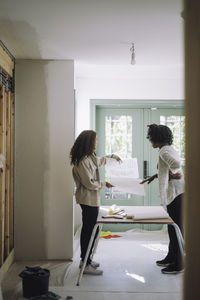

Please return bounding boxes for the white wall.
[15,60,74,260]
[75,66,184,135]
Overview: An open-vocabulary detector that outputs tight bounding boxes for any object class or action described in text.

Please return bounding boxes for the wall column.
[184,1,200,298]
[15,60,74,260]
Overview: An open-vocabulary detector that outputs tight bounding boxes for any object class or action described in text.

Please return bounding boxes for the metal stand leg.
[76,223,101,286]
[90,224,103,261]
[172,222,184,257]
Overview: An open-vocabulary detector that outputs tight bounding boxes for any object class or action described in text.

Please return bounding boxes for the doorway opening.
[91,99,184,231]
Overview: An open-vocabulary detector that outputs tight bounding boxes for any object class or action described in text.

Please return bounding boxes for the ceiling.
[0,0,184,78]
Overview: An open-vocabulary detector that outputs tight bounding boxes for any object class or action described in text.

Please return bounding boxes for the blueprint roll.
[126,206,169,220]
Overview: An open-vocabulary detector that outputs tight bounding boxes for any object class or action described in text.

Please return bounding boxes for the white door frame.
[90,99,184,130]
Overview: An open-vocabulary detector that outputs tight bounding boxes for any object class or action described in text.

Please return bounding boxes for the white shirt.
[158,145,184,207]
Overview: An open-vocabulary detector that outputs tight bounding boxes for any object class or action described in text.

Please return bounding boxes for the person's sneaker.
[161,264,184,274]
[91,260,100,268]
[156,258,173,267]
[83,264,103,275]
[79,260,100,269]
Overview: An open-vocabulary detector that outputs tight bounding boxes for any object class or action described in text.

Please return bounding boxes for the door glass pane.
[105,115,132,158]
[105,115,132,200]
[160,115,185,166]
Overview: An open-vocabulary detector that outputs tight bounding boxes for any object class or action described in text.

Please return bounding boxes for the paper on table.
[106,158,139,178]
[110,177,145,196]
[126,206,169,220]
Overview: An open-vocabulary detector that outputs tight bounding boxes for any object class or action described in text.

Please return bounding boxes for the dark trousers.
[166,194,183,269]
[80,204,99,265]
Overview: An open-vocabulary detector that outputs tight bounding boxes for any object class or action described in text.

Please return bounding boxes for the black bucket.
[19,266,50,298]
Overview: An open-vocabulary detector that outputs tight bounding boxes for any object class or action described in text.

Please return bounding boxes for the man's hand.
[169,171,181,180]
[140,174,158,185]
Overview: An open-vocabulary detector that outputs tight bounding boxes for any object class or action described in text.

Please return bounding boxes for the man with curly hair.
[141,124,184,274]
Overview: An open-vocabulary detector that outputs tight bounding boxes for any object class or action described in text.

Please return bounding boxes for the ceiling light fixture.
[130,43,136,65]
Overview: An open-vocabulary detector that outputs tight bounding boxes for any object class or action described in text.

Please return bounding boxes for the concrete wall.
[15,60,74,260]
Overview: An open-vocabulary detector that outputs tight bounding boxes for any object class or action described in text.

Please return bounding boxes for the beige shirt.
[158,145,184,207]
[72,153,118,207]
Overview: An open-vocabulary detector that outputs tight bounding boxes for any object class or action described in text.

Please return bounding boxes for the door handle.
[143,160,149,179]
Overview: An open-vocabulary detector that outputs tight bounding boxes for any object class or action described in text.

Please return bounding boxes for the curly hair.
[70,130,97,165]
[147,124,173,145]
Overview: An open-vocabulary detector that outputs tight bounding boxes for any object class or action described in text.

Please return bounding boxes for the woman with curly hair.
[141,124,184,274]
[70,130,121,275]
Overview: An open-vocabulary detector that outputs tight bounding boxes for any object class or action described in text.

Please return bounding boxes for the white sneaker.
[83,264,103,275]
[79,260,100,269]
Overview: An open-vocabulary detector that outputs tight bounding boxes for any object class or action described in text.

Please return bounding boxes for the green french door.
[96,108,144,207]
[96,106,185,208]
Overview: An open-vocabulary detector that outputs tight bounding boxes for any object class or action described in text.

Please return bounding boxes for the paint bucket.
[19,266,50,298]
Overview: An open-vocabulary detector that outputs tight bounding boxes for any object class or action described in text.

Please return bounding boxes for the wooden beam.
[9,93,14,251]
[0,42,15,269]
[0,85,6,266]
[4,91,11,258]
[0,46,14,78]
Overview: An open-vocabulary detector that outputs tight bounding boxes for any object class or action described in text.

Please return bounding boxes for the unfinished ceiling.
[0,0,184,77]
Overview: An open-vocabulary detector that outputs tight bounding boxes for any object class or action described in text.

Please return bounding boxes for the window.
[105,115,132,200]
[105,115,132,158]
[160,115,185,166]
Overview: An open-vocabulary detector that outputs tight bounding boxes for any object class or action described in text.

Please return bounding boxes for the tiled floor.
[1,230,183,300]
